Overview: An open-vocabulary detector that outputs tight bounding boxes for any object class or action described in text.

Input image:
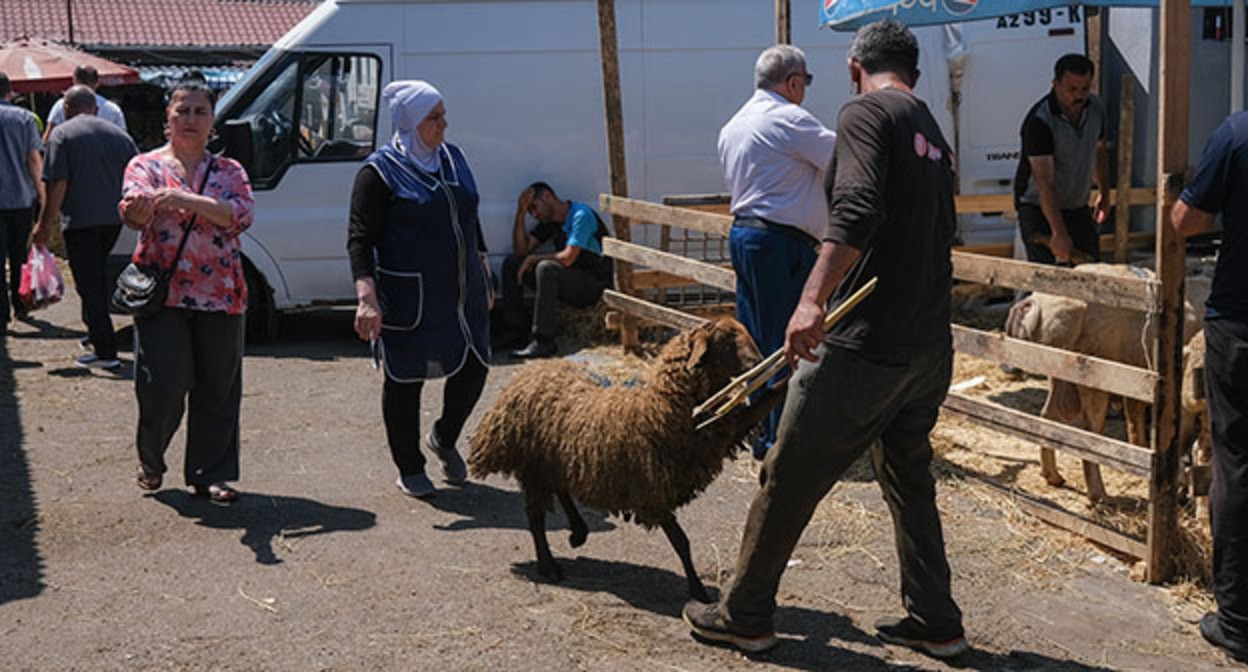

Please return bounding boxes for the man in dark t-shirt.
[684,20,965,658]
[502,181,612,358]
[32,85,137,369]
[1013,54,1110,265]
[1173,111,1248,664]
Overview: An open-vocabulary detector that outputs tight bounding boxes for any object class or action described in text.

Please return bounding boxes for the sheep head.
[654,318,761,400]
[1006,293,1087,351]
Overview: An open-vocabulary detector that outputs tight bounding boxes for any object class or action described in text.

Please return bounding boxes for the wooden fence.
[597,191,1183,582]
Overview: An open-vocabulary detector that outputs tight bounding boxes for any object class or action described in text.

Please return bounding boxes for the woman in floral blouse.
[119,78,254,503]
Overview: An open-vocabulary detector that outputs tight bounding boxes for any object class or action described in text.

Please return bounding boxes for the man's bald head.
[64,85,98,119]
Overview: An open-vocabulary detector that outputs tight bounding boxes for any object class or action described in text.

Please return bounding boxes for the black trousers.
[0,207,33,322]
[134,308,245,485]
[719,343,963,635]
[501,254,607,339]
[63,225,122,359]
[1207,317,1248,642]
[382,355,488,476]
[1017,203,1101,265]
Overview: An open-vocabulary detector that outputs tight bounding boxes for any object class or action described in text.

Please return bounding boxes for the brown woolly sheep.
[1006,263,1200,500]
[468,318,767,601]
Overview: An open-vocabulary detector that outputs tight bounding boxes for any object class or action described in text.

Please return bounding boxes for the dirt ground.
[0,288,1238,671]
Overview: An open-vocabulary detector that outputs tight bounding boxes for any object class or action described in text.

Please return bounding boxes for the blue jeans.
[729,221,818,457]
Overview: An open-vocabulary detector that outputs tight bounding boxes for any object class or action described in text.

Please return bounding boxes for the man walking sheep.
[685,20,966,657]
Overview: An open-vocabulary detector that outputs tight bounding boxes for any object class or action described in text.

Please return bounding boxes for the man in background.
[1013,54,1110,265]
[1173,110,1248,664]
[32,85,137,368]
[503,182,612,359]
[0,71,45,325]
[43,65,127,142]
[717,44,836,459]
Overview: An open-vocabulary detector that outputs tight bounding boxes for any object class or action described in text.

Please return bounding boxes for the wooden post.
[1146,0,1190,584]
[776,0,791,45]
[1114,75,1136,263]
[596,0,638,350]
[1087,10,1102,94]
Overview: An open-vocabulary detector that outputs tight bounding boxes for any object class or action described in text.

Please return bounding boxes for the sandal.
[137,466,162,491]
[190,482,240,504]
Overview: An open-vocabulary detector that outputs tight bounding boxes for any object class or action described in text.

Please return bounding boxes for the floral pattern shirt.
[121,150,254,315]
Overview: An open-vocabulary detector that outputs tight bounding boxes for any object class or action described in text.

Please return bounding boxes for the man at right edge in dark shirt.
[684,20,966,658]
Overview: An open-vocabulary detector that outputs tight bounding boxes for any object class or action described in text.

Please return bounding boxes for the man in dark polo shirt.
[684,20,965,658]
[1014,54,1110,265]
[1173,111,1248,664]
[32,85,137,369]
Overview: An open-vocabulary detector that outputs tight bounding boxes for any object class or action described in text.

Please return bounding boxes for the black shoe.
[510,338,557,360]
[1201,612,1248,662]
[682,601,778,654]
[875,616,968,658]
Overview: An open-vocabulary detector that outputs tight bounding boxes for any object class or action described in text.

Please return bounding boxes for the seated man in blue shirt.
[503,182,613,359]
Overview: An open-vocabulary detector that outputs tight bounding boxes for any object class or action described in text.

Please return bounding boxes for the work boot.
[682,601,778,654]
[511,335,556,360]
[1201,612,1248,663]
[875,616,968,658]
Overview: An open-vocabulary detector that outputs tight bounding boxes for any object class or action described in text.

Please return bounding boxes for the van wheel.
[245,261,279,343]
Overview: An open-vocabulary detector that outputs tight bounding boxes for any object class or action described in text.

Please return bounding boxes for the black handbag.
[112,159,215,318]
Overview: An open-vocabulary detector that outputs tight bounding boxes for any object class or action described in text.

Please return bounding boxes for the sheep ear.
[686,329,710,371]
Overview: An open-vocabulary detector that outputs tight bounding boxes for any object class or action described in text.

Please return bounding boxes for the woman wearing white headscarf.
[347,80,491,498]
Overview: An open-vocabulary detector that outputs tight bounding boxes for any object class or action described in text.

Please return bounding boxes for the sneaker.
[75,353,121,370]
[1200,612,1248,663]
[79,336,93,351]
[510,337,557,360]
[683,601,778,654]
[395,473,436,499]
[427,431,468,485]
[875,616,968,658]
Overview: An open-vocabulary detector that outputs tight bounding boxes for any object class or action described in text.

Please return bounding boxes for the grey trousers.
[134,308,244,485]
[501,255,607,338]
[720,343,963,635]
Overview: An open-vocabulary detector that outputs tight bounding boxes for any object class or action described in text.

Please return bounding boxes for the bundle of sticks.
[693,277,878,431]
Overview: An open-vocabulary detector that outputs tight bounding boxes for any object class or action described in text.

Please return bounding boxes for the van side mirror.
[221,119,255,175]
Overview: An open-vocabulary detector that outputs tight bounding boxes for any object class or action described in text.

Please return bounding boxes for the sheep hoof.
[690,583,713,604]
[569,528,588,549]
[537,560,565,583]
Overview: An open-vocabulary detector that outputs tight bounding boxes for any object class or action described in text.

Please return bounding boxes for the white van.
[119,0,1073,337]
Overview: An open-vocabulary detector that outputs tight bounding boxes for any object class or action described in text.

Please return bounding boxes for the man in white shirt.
[42,65,127,142]
[718,44,836,459]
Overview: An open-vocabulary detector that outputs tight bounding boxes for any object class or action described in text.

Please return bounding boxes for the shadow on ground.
[511,556,1112,670]
[152,490,376,565]
[0,329,41,605]
[427,480,615,536]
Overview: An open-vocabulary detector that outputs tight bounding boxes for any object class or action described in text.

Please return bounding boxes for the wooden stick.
[693,277,878,420]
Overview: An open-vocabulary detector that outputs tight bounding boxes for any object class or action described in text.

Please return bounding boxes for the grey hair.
[754,45,807,90]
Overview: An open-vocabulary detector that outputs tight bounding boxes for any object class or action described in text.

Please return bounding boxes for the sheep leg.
[525,490,563,582]
[659,514,711,603]
[557,491,589,548]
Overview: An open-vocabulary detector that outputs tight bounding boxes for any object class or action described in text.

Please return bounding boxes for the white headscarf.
[383,80,444,173]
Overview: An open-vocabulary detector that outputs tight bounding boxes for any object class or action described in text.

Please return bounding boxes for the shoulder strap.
[167,157,217,272]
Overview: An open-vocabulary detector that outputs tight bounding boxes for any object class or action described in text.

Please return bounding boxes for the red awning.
[0,39,139,94]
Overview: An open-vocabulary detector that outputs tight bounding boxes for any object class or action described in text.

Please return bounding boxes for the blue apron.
[366,142,490,381]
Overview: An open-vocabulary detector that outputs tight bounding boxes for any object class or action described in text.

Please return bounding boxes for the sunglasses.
[789,71,814,86]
